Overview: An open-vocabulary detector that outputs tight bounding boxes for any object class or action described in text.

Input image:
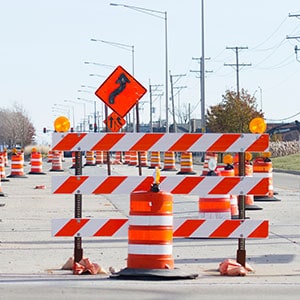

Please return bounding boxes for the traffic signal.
[43,127,47,133]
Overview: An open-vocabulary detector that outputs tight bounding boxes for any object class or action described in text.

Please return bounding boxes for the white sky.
[1,0,300,143]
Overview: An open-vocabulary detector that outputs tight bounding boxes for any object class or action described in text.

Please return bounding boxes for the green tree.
[206,89,264,133]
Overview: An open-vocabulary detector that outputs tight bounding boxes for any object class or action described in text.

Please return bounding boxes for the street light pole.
[110,3,169,132]
[201,0,206,133]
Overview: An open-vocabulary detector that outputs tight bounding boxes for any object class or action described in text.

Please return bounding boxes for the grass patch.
[271,153,300,171]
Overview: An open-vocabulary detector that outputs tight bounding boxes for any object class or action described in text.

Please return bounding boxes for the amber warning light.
[54,116,71,132]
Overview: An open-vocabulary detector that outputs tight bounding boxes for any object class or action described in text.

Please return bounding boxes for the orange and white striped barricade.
[95,151,104,165]
[148,151,161,169]
[128,151,138,166]
[84,151,96,166]
[0,153,9,182]
[7,153,27,178]
[253,156,279,201]
[49,151,64,172]
[51,132,270,273]
[52,218,269,239]
[234,161,262,210]
[177,152,196,175]
[28,151,46,175]
[162,151,177,171]
[201,152,218,175]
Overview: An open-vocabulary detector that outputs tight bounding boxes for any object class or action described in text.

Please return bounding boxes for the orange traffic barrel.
[113,151,123,165]
[47,150,54,163]
[253,156,279,201]
[84,151,96,166]
[128,151,138,166]
[218,165,238,219]
[148,151,161,169]
[162,152,177,171]
[199,195,231,219]
[139,151,148,167]
[95,151,103,165]
[177,152,196,175]
[0,154,9,182]
[7,153,27,178]
[124,151,131,164]
[127,190,174,270]
[28,151,46,175]
[49,151,64,172]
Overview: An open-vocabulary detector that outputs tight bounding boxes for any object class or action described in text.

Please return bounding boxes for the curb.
[273,169,300,176]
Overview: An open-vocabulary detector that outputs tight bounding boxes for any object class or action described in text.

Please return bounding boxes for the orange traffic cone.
[177,152,196,175]
[162,152,177,171]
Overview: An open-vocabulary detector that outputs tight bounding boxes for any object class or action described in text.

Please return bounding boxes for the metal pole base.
[236,249,246,267]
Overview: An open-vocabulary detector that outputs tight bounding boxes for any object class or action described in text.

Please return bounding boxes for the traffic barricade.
[51,131,270,277]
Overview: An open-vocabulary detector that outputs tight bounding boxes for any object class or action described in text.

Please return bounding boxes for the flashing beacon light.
[249,117,266,134]
[262,151,271,158]
[54,116,71,132]
[245,152,252,162]
[155,166,161,185]
[32,147,37,153]
[223,154,233,165]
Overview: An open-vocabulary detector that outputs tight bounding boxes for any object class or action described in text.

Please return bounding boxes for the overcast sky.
[1,0,300,143]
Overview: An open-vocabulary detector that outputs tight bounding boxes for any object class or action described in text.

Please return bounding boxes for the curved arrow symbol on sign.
[108,73,130,104]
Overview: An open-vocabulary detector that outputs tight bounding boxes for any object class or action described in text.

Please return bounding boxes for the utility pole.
[287,13,300,62]
[191,57,212,130]
[149,81,163,132]
[169,73,186,132]
[224,46,251,97]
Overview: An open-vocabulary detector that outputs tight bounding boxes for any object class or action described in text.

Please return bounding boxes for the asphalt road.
[0,158,299,299]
